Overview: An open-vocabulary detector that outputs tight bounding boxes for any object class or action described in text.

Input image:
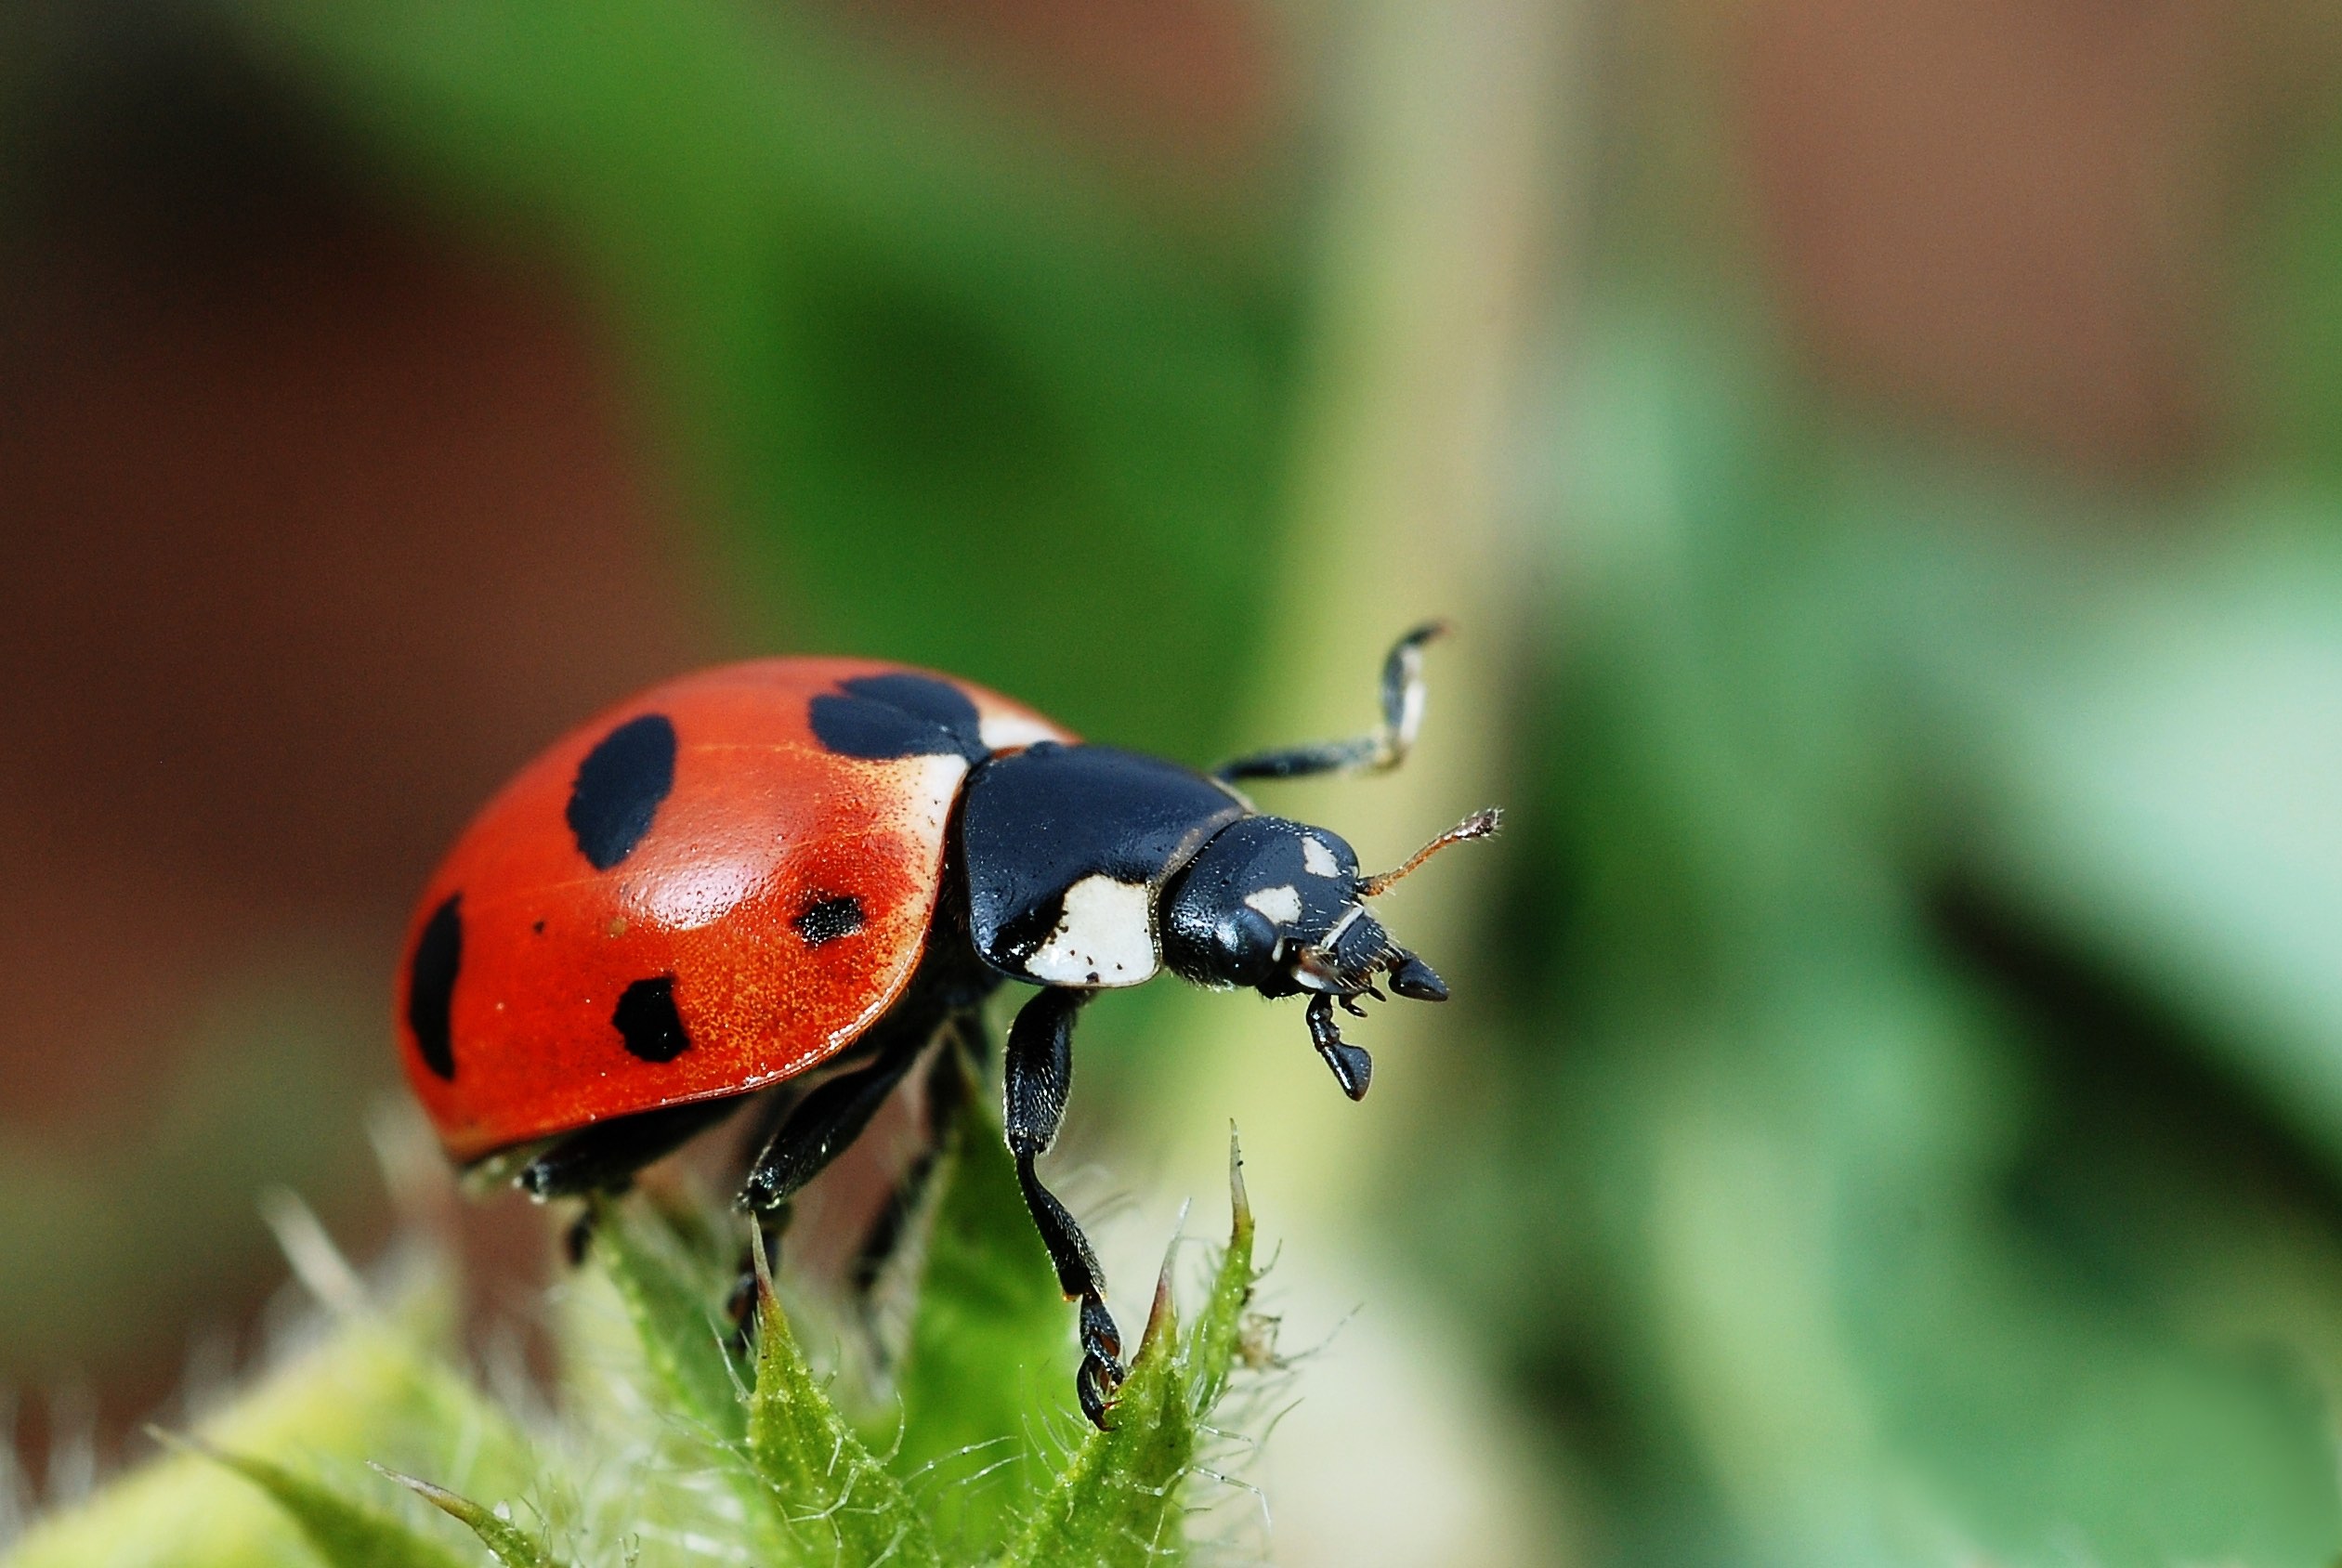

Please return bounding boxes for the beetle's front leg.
[1002,986,1124,1428]
[1210,621,1446,783]
[1306,992,1374,1100]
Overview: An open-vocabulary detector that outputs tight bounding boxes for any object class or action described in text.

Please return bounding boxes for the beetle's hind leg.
[519,1096,750,1203]
[510,1095,751,1263]
[1002,987,1124,1429]
[844,1017,980,1309]
[1210,621,1446,784]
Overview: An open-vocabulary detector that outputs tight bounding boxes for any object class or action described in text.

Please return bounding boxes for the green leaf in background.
[172,1437,473,1568]
[227,0,1302,759]
[1427,307,2342,1567]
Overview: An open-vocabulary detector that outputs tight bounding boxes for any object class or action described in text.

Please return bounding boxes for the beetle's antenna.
[1356,808,1502,898]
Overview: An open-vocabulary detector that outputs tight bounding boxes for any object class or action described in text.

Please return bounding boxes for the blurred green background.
[8,0,2342,1561]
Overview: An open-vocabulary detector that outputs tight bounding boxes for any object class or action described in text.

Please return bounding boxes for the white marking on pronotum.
[1027,874,1158,987]
[1301,835,1341,878]
[1244,884,1302,925]
[977,712,1061,751]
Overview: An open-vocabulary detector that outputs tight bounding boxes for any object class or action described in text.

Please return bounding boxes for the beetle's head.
[1160,808,1500,1005]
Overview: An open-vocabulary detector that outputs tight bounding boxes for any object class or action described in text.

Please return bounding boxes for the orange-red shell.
[395,658,1071,1162]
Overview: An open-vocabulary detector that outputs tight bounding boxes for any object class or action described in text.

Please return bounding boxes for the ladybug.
[397,624,1496,1427]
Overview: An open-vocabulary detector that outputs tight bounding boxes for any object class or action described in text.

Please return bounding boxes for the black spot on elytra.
[793,894,866,947]
[407,895,462,1080]
[613,975,692,1063]
[567,713,676,870]
[809,673,985,762]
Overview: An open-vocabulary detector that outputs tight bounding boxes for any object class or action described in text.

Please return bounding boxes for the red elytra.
[396,658,1069,1163]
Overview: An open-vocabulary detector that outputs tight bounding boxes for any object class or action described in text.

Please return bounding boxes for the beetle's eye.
[1222,908,1279,981]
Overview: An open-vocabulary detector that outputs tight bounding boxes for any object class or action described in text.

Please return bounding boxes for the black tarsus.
[1003,987,1124,1428]
[564,1208,599,1267]
[1210,621,1446,785]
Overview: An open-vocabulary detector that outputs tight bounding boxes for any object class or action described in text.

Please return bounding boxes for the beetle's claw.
[1077,1352,1123,1431]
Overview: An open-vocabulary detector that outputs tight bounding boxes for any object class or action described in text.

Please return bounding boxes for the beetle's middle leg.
[737,1001,946,1215]
[1002,986,1124,1429]
[726,997,945,1326]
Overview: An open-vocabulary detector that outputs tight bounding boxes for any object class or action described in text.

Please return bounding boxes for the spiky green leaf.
[994,1133,1260,1568]
[587,1193,745,1444]
[1184,1134,1257,1420]
[377,1468,567,1568]
[742,1235,943,1568]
